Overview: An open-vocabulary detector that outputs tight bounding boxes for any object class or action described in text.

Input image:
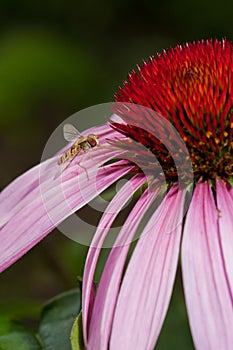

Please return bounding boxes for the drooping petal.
[82,174,147,345]
[0,160,132,273]
[0,123,130,272]
[0,158,54,228]
[109,186,185,350]
[86,180,160,350]
[182,182,233,350]
[216,180,233,296]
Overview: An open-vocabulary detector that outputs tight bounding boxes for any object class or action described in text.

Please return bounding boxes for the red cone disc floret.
[112,39,233,183]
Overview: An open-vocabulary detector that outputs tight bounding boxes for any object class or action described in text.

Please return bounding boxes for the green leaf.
[38,289,81,350]
[0,331,42,350]
[70,312,85,350]
[0,316,42,350]
[228,177,233,187]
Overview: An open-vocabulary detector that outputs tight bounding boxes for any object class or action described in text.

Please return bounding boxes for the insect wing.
[63,123,83,142]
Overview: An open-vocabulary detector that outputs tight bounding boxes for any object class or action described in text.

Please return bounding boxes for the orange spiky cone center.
[112,39,233,183]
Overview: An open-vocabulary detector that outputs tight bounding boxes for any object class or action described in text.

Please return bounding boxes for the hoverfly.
[55,123,99,178]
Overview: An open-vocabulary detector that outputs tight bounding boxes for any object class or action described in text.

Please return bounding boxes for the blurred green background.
[1,0,232,348]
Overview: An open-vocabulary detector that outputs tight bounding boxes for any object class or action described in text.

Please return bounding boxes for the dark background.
[1,1,232,348]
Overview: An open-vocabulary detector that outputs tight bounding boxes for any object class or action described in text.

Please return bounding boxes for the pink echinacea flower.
[1,39,233,350]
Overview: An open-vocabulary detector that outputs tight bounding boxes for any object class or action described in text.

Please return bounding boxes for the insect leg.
[76,153,90,180]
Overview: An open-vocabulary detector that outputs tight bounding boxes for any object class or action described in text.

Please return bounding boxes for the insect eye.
[88,135,98,147]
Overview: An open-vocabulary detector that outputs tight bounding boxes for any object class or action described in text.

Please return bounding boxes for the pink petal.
[0,158,53,228]
[0,161,131,273]
[86,179,160,350]
[216,181,233,295]
[0,123,131,272]
[109,186,185,350]
[182,182,233,350]
[82,174,147,345]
